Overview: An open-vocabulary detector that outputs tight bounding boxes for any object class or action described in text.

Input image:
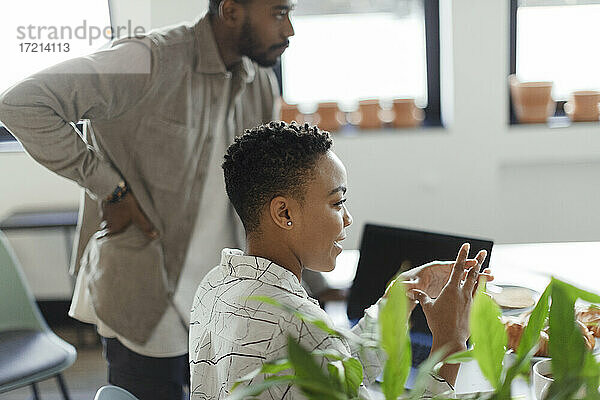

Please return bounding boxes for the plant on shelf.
[226,278,600,400]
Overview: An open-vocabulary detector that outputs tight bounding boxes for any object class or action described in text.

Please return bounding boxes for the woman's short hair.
[222,121,333,233]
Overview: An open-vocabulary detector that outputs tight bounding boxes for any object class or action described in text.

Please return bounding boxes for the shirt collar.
[219,248,317,304]
[193,15,256,83]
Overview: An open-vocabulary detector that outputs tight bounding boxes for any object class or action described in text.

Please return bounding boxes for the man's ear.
[269,196,295,230]
[219,0,246,27]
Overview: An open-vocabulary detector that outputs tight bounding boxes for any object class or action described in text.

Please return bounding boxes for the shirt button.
[224,72,232,79]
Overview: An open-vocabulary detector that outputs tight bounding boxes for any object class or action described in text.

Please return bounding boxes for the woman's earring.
[287,221,292,226]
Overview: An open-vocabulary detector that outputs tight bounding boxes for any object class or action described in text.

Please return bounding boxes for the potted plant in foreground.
[226,277,600,400]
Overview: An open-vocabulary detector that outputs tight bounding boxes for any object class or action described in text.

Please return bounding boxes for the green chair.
[94,385,140,400]
[0,230,77,399]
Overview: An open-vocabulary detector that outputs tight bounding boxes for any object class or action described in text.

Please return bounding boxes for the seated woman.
[189,121,488,399]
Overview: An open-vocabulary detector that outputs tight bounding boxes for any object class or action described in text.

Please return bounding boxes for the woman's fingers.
[408,289,433,309]
[475,250,487,269]
[480,269,494,282]
[471,269,494,295]
[450,243,470,285]
[463,266,479,295]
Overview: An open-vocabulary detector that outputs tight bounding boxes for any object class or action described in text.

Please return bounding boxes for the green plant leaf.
[581,350,600,400]
[260,359,291,374]
[493,281,552,398]
[248,295,374,348]
[285,335,348,400]
[544,377,585,400]
[496,344,538,399]
[296,379,351,400]
[286,335,330,385]
[227,375,296,400]
[244,296,368,399]
[408,348,448,399]
[248,296,339,335]
[231,359,292,390]
[378,280,411,400]
[327,360,345,392]
[311,349,346,361]
[516,284,551,363]
[443,348,475,364]
[247,295,282,307]
[228,375,350,400]
[551,279,600,304]
[548,281,586,384]
[381,336,411,400]
[342,357,363,397]
[470,279,507,390]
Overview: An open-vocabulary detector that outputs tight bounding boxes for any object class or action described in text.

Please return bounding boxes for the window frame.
[1,0,442,142]
[274,0,442,127]
[507,0,596,124]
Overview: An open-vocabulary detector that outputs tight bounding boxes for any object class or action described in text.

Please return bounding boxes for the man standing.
[0,0,295,398]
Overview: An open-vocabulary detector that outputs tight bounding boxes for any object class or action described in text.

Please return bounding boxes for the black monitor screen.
[347,224,493,334]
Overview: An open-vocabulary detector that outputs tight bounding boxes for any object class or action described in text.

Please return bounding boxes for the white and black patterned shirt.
[189,249,453,399]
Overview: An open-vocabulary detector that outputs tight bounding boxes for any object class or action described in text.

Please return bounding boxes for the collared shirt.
[189,249,385,399]
[69,118,236,357]
[0,15,279,344]
[189,249,454,399]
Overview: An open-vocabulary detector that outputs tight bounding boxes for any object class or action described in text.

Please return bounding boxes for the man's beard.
[238,18,285,67]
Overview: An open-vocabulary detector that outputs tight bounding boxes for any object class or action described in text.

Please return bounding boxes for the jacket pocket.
[135,116,192,192]
[83,225,170,343]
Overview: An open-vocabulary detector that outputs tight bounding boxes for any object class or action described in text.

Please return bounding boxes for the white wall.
[1,0,599,252]
[333,0,600,248]
[0,0,210,218]
[108,0,208,33]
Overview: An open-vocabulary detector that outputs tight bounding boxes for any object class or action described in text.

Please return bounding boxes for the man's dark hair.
[223,121,333,233]
[208,0,251,15]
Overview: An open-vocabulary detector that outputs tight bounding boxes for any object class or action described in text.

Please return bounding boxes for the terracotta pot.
[357,99,383,130]
[314,102,345,132]
[509,75,555,124]
[565,90,600,122]
[392,98,424,128]
[280,100,301,124]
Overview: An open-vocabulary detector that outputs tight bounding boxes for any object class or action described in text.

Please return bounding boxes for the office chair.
[0,230,77,399]
[94,385,140,400]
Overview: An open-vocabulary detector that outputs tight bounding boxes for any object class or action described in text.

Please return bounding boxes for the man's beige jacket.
[0,15,279,343]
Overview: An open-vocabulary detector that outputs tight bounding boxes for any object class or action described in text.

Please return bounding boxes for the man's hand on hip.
[100,192,158,239]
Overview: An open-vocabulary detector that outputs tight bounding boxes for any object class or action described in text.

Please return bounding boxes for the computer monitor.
[346,224,494,365]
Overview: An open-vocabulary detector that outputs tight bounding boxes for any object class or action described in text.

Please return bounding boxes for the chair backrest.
[0,230,47,332]
[94,385,140,400]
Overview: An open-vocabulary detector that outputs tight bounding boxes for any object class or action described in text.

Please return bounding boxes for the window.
[510,0,600,121]
[277,0,441,126]
[0,0,112,142]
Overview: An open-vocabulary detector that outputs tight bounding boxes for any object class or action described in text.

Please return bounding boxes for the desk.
[324,242,600,295]
[490,242,600,295]
[324,242,600,399]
